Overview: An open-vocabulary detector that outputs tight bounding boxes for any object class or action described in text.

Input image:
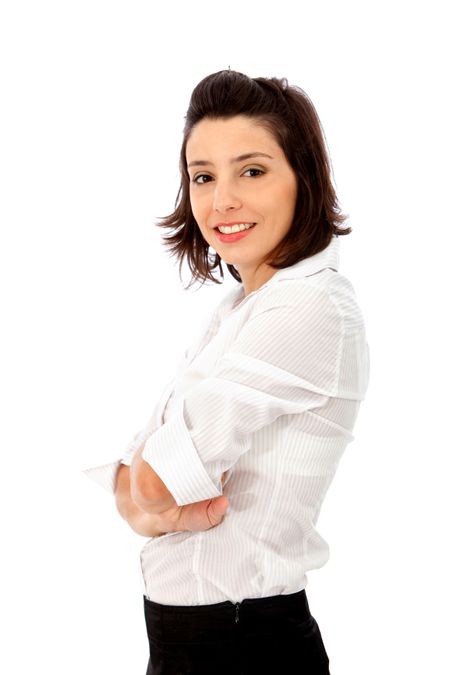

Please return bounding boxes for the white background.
[1,1,448,673]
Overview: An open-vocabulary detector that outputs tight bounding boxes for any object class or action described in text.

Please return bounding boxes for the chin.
[219,255,242,267]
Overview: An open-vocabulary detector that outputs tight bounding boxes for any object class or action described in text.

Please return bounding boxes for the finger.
[206,495,229,527]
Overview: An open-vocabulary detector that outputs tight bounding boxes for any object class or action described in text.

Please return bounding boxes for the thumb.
[206,495,229,526]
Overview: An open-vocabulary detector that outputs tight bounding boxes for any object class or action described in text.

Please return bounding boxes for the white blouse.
[85,235,370,605]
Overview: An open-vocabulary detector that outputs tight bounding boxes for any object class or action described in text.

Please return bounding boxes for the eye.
[243,168,265,178]
[192,174,212,185]
[191,167,265,184]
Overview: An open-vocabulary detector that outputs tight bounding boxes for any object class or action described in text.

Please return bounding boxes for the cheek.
[190,202,211,239]
[189,191,208,223]
[280,182,297,219]
[265,183,296,225]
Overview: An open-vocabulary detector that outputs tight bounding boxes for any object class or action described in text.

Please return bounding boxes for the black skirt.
[144,589,330,674]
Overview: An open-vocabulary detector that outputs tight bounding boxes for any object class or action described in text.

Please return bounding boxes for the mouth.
[214,222,257,234]
[213,222,257,244]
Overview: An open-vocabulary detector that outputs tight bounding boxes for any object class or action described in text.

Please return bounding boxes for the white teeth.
[218,223,255,234]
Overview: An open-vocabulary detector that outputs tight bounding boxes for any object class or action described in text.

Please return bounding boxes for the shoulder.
[253,269,366,335]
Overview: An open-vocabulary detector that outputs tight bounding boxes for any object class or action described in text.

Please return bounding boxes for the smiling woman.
[85,69,369,675]
[156,69,350,295]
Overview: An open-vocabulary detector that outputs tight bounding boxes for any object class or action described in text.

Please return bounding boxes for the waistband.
[144,589,311,640]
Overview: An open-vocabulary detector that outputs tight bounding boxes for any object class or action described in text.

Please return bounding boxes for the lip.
[214,223,256,244]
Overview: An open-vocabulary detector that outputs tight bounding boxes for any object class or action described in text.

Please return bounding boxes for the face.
[185,115,298,294]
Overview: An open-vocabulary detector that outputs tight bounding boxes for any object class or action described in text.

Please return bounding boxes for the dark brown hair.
[156,69,350,288]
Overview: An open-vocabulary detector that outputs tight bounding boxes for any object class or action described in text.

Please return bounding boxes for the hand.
[155,471,230,535]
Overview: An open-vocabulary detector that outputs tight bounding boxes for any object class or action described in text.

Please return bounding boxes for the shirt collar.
[269,234,340,282]
[225,235,340,312]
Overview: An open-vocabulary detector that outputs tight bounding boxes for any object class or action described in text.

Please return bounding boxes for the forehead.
[186,115,280,159]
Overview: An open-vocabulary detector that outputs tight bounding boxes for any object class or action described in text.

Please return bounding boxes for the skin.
[116,463,229,537]
[119,115,298,533]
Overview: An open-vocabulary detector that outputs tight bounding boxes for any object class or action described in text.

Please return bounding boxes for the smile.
[214,224,256,243]
[216,223,255,234]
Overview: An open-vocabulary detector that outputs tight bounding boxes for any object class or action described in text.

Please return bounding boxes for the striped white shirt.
[85,235,370,605]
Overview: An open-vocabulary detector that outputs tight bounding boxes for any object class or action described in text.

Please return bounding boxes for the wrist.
[132,511,167,538]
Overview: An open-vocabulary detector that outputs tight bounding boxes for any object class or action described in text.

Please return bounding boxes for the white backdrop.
[1,1,448,673]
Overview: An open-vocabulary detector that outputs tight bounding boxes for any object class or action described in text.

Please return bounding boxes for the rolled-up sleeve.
[83,419,158,494]
[83,365,185,494]
[142,284,343,506]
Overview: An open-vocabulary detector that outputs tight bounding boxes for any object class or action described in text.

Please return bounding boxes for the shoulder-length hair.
[156,69,350,288]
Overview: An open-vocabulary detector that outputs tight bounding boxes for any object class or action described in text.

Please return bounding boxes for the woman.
[86,69,369,674]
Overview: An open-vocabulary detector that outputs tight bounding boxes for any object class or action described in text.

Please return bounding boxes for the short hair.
[156,69,350,288]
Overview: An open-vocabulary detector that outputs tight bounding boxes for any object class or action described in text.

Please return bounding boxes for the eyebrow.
[187,152,274,169]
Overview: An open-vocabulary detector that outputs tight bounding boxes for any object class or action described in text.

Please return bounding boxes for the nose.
[213,178,242,213]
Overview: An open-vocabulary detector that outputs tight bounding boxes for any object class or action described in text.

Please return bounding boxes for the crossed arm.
[115,289,339,534]
[115,449,229,537]
[129,445,176,513]
[115,463,168,537]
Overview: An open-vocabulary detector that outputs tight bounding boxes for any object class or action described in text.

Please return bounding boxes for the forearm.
[115,464,167,537]
[122,507,166,538]
[130,446,176,513]
[115,463,230,536]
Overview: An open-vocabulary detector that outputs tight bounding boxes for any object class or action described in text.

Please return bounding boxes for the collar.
[224,235,340,312]
[269,234,340,282]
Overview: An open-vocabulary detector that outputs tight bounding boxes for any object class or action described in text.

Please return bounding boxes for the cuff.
[141,411,221,506]
[83,457,129,495]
